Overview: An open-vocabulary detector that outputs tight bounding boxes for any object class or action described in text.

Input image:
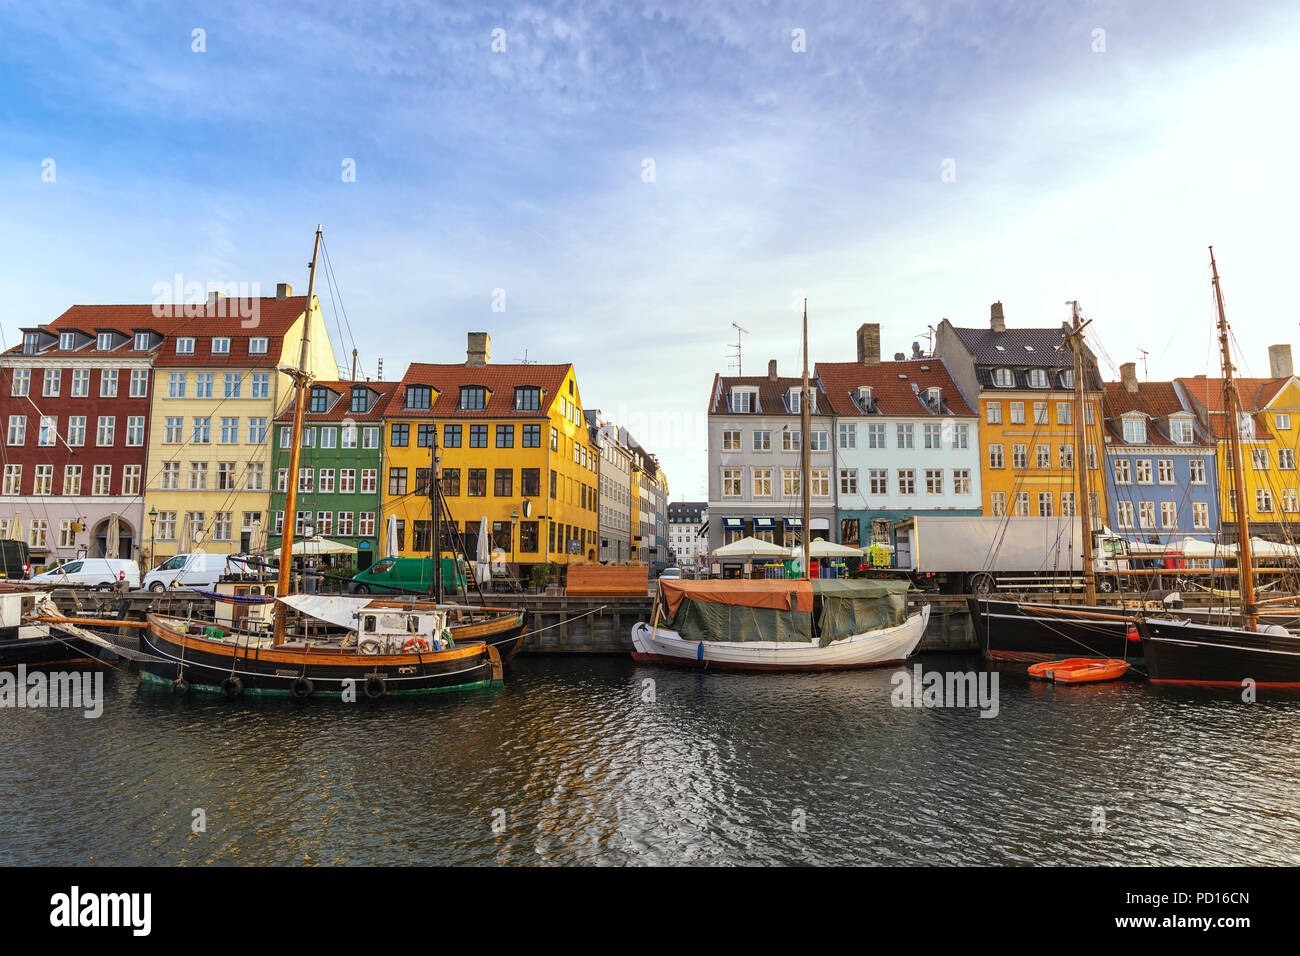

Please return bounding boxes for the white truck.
[892,516,1134,594]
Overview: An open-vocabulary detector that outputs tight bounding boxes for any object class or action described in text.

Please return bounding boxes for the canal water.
[3,654,1299,866]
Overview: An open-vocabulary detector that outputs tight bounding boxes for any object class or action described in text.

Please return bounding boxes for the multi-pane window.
[248,418,267,444]
[1,465,21,495]
[467,469,487,497]
[1036,445,1050,469]
[1012,444,1028,469]
[1193,502,1210,529]
[318,469,335,494]
[360,469,377,493]
[1010,402,1025,424]
[1113,459,1132,484]
[359,513,375,537]
[753,430,772,452]
[337,512,355,536]
[494,469,513,497]
[161,461,181,489]
[869,469,888,495]
[244,462,265,491]
[29,520,48,548]
[1283,490,1299,513]
[522,424,541,448]
[1028,369,1049,388]
[224,374,242,398]
[496,425,515,448]
[1037,492,1054,517]
[1161,502,1177,529]
[1136,459,1153,484]
[723,468,742,497]
[990,491,1007,516]
[164,417,183,443]
[440,469,460,497]
[521,468,541,497]
[298,468,315,492]
[459,387,486,410]
[782,469,801,497]
[38,415,56,446]
[96,416,115,446]
[840,469,858,495]
[167,372,186,398]
[1061,492,1076,516]
[251,373,270,398]
[63,465,82,495]
[189,462,208,490]
[953,469,971,495]
[217,462,238,491]
[195,373,214,398]
[1059,444,1074,469]
[838,424,856,449]
[1014,492,1030,516]
[1122,418,1146,443]
[722,429,741,452]
[192,417,210,443]
[752,468,771,497]
[923,424,941,449]
[1139,501,1156,528]
[349,387,369,413]
[9,369,29,396]
[1056,402,1071,425]
[310,387,329,413]
[212,512,233,541]
[1033,402,1048,425]
[1252,447,1269,469]
[1170,419,1193,443]
[782,430,801,452]
[986,402,1001,424]
[58,519,75,548]
[127,416,145,446]
[33,465,53,495]
[443,424,462,448]
[896,424,914,449]
[43,369,61,396]
[71,368,91,397]
[92,465,112,496]
[925,469,943,494]
[157,511,177,540]
[1256,489,1274,513]
[1280,449,1296,470]
[1157,459,1175,483]
[176,337,195,354]
[810,431,828,452]
[988,443,1004,469]
[100,369,118,398]
[340,469,356,493]
[130,369,148,397]
[276,468,288,492]
[315,512,332,536]
[390,423,409,447]
[388,467,407,496]
[249,337,268,354]
[469,425,488,447]
[897,469,915,496]
[866,424,886,449]
[954,424,969,449]
[810,469,830,497]
[993,368,1013,388]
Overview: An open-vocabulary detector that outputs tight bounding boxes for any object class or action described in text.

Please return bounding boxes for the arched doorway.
[91,516,135,559]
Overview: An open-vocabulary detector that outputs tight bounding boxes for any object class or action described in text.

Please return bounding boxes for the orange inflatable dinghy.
[1028,658,1131,684]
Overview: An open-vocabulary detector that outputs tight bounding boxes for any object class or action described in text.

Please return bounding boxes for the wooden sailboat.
[136,227,503,697]
[1138,248,1300,686]
[631,300,930,670]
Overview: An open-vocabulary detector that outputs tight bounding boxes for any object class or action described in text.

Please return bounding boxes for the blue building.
[1102,368,1220,552]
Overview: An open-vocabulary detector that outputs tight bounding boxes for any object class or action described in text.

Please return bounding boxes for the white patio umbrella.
[290,536,357,556]
[105,513,120,559]
[383,515,399,558]
[712,535,791,559]
[475,516,491,584]
[807,537,864,559]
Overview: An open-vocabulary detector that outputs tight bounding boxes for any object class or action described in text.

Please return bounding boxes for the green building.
[268,380,398,571]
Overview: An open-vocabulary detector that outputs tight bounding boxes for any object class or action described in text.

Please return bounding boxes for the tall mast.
[801,298,812,579]
[1067,301,1096,605]
[273,225,323,645]
[1210,247,1257,631]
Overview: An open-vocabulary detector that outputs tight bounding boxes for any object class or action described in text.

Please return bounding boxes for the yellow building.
[380,333,599,574]
[936,307,1109,527]
[142,290,339,559]
[1178,368,1300,539]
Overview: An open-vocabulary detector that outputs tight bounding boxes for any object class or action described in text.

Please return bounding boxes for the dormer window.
[515,387,542,411]
[788,388,801,413]
[993,368,1013,388]
[309,386,330,413]
[1061,369,1074,388]
[177,337,195,355]
[249,337,268,354]
[59,332,76,350]
[857,386,873,410]
[1028,369,1049,388]
[403,385,433,410]
[730,388,757,413]
[1169,418,1194,444]
[459,387,486,410]
[96,332,114,351]
[1237,412,1255,441]
[133,332,151,351]
[212,337,231,355]
[926,387,942,409]
[23,333,39,355]
[1122,416,1147,444]
[350,386,371,414]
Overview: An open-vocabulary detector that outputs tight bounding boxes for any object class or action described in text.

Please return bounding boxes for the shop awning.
[723,517,744,530]
[754,517,775,530]
[784,516,803,529]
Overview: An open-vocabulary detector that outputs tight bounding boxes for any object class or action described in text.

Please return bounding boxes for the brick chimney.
[467,332,491,367]
[767,359,778,382]
[1120,361,1139,393]
[276,283,292,300]
[856,323,880,365]
[990,301,1005,333]
[1269,344,1293,378]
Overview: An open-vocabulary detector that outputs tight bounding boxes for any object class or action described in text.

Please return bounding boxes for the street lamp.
[510,507,519,573]
[148,506,158,571]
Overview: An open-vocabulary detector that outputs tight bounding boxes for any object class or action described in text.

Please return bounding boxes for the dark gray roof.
[950,324,1073,367]
[668,501,706,522]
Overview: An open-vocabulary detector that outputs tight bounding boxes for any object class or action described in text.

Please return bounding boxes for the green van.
[351,556,467,595]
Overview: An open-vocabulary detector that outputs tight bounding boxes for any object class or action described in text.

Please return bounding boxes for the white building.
[667,500,707,568]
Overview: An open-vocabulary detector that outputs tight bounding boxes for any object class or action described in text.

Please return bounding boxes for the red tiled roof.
[1103,380,1185,418]
[1175,376,1287,440]
[815,359,975,416]
[275,380,400,422]
[393,362,573,418]
[706,374,831,416]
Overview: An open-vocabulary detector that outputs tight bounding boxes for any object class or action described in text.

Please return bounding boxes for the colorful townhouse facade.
[141,289,339,560]
[817,324,981,549]
[268,379,398,567]
[379,333,600,578]
[706,360,836,558]
[0,307,187,568]
[935,303,1108,529]
[1101,366,1220,544]
[1176,344,1300,542]
[586,409,635,563]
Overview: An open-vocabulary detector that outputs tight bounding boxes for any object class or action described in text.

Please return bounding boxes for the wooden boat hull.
[139,614,503,698]
[968,597,1141,665]
[448,608,527,662]
[629,606,928,671]
[1140,618,1300,687]
[0,633,99,670]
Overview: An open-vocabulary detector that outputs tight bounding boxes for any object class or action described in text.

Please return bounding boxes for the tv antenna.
[1137,348,1149,379]
[728,322,749,374]
[518,348,538,365]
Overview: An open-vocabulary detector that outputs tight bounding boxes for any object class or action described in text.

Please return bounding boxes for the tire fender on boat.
[363,675,386,699]
[220,676,244,699]
[171,678,190,696]
[290,676,314,699]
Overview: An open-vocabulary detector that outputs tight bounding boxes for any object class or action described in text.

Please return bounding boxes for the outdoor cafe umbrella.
[711,536,791,559]
[807,537,864,559]
[476,516,491,584]
[289,536,358,556]
[383,515,399,559]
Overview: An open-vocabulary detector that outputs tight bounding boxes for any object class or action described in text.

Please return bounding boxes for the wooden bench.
[566,565,648,597]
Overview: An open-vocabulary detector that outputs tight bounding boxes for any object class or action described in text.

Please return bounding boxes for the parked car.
[0,540,30,580]
[658,567,682,580]
[28,558,140,589]
[143,553,251,592]
[351,556,441,594]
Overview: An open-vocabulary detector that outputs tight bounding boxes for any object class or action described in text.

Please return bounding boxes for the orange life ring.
[403,637,431,654]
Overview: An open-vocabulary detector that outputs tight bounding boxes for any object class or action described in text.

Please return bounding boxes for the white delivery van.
[27,558,141,589]
[143,553,250,592]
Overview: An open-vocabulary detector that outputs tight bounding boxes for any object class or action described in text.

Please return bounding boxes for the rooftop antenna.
[728,322,749,374]
[913,324,936,356]
[1138,348,1150,379]
[518,348,538,365]
[376,357,384,381]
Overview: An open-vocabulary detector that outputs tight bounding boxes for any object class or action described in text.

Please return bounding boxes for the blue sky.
[3,0,1298,495]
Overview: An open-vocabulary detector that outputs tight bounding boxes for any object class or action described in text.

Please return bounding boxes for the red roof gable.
[393,362,573,418]
[1175,376,1289,440]
[815,359,975,416]
[275,380,399,422]
[707,373,831,416]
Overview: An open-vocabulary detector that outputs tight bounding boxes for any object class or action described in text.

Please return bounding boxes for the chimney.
[276,283,292,300]
[856,323,881,365]
[990,301,1005,333]
[1120,362,1139,393]
[767,359,778,382]
[467,332,491,367]
[1269,344,1293,378]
